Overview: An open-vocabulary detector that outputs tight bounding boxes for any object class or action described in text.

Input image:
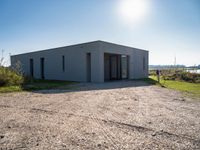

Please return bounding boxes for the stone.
[0,135,4,139]
[152,133,156,136]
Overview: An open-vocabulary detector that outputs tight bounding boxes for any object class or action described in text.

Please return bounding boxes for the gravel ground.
[0,81,200,150]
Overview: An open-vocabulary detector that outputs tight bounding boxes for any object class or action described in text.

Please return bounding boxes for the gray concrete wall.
[11,41,149,82]
[11,41,102,82]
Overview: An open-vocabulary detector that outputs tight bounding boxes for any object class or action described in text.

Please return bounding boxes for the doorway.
[104,53,129,81]
[110,55,120,80]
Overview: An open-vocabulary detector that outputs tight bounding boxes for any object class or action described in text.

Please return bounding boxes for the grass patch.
[0,86,22,93]
[149,75,200,97]
[23,79,75,91]
[141,78,158,85]
[0,79,76,93]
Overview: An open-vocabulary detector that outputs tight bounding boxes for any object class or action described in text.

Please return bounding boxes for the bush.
[168,72,200,83]
[162,70,200,83]
[150,69,200,83]
[0,67,24,87]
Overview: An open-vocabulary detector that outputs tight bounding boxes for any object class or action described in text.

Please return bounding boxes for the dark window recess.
[40,58,45,79]
[62,55,65,72]
[86,53,91,82]
[143,56,146,70]
[30,59,34,77]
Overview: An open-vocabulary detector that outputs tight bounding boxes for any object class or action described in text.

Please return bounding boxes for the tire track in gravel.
[89,113,120,150]
[94,88,200,149]
[110,89,161,147]
[1,83,200,149]
[26,106,200,146]
[2,102,200,143]
[90,89,149,149]
[125,88,200,148]
[101,90,136,148]
[84,92,121,150]
[98,89,143,147]
[1,101,200,149]
[79,89,200,149]
[0,104,12,108]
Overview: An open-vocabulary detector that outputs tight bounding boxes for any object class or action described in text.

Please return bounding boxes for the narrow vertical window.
[30,59,34,77]
[62,55,65,72]
[40,58,45,79]
[143,56,146,70]
[86,53,91,82]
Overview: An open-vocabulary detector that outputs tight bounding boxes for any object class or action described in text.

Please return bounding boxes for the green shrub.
[0,67,24,87]
[151,69,200,83]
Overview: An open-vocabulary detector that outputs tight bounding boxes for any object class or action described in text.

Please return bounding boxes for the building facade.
[11,41,149,82]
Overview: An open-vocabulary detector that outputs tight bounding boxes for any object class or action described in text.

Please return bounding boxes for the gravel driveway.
[0,81,200,149]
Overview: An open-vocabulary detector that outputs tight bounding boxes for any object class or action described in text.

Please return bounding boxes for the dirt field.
[0,81,200,150]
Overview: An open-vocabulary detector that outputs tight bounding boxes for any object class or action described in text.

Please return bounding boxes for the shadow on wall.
[31,79,154,94]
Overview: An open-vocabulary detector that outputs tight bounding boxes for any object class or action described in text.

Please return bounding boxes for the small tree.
[0,50,24,87]
[12,60,24,75]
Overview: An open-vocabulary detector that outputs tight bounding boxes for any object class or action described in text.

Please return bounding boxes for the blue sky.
[0,0,200,66]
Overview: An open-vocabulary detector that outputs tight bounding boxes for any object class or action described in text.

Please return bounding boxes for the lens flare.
[117,0,149,25]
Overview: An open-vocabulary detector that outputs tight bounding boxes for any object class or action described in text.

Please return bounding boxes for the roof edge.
[11,40,148,57]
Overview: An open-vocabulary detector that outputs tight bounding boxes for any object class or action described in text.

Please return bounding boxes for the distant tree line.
[149,65,200,70]
[149,65,186,70]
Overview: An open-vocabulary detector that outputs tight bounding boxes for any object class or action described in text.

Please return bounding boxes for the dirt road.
[0,81,200,149]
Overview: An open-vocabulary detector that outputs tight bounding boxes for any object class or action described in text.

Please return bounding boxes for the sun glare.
[117,0,149,25]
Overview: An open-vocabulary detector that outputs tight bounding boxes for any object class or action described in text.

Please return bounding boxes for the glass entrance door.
[121,55,128,79]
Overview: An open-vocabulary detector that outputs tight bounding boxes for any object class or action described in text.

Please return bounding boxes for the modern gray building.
[11,41,149,82]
